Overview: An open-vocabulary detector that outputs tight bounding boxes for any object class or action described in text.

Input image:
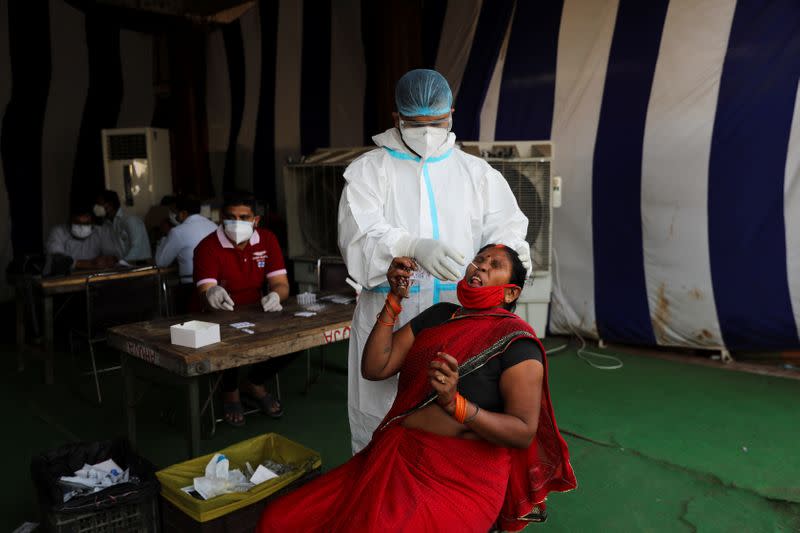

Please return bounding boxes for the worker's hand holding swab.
[408,238,464,281]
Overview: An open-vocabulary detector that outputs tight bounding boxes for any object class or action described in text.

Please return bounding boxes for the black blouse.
[409,303,543,412]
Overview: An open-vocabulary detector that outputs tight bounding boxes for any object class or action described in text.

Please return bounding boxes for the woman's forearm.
[361,305,398,380]
[466,403,537,448]
[441,400,537,449]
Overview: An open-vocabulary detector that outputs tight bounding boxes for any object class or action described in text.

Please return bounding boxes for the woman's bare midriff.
[400,403,481,440]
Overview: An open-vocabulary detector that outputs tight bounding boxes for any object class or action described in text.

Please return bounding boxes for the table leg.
[42,295,54,385]
[186,377,201,458]
[122,356,138,450]
[15,286,26,371]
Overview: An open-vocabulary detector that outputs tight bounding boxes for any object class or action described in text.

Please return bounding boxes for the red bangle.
[454,393,468,424]
[385,292,402,315]
[382,303,397,320]
[376,313,395,327]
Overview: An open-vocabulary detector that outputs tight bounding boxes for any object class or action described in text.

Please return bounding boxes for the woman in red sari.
[259,244,576,532]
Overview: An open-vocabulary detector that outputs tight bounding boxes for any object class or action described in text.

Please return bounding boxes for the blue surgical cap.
[395,69,453,117]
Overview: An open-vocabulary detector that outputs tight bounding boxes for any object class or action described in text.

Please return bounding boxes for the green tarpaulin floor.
[2,339,799,531]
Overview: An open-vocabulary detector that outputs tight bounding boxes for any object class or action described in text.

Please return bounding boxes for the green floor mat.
[545,348,800,503]
[5,338,800,532]
[533,438,800,532]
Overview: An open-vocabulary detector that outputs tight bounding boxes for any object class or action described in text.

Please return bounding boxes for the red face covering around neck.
[456,278,518,310]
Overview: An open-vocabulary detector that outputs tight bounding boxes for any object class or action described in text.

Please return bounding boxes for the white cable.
[545,342,569,355]
[550,246,623,371]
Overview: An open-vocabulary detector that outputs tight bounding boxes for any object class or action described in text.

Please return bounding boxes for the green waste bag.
[157,433,321,522]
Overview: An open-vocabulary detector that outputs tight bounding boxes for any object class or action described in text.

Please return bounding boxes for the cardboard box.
[170,320,221,348]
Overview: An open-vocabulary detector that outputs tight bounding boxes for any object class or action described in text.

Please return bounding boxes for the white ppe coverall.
[338,128,529,453]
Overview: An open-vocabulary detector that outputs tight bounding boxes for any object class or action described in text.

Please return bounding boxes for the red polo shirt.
[194,226,287,306]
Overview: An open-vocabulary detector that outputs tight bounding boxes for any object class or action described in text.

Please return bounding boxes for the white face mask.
[223,220,254,244]
[70,224,93,240]
[401,126,449,160]
[93,204,107,218]
[169,212,180,226]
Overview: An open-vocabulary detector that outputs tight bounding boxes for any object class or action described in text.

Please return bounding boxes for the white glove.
[206,285,234,311]
[407,238,465,281]
[515,243,532,277]
[261,291,282,312]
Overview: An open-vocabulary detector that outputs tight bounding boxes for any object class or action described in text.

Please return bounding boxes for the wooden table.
[14,266,174,384]
[107,297,355,458]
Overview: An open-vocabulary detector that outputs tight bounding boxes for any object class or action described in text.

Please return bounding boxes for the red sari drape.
[258,308,576,532]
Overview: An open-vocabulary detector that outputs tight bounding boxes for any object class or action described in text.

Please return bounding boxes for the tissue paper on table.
[192,453,254,500]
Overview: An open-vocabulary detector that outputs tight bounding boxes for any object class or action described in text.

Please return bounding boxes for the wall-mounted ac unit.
[101,127,173,219]
[461,141,558,337]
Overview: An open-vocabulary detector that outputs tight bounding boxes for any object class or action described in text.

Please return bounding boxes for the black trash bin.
[31,438,160,532]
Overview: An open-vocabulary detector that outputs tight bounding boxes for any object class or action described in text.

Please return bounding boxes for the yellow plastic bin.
[157,433,321,524]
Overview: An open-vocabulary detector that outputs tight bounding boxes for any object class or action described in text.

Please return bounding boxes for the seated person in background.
[45,205,118,270]
[194,191,292,426]
[94,189,152,263]
[258,245,576,533]
[145,194,177,243]
[155,196,216,312]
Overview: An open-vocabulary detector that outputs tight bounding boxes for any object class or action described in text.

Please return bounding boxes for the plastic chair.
[69,269,162,403]
[304,257,351,391]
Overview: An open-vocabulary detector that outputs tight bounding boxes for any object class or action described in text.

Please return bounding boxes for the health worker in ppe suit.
[338,68,531,453]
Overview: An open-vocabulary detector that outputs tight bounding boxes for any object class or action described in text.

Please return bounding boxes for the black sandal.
[242,392,284,419]
[223,401,246,427]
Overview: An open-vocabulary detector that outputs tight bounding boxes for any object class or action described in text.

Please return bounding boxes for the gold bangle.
[463,403,480,423]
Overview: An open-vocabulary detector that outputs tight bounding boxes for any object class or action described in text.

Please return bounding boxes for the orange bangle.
[454,393,468,424]
[385,292,403,315]
[376,313,395,327]
[382,303,397,320]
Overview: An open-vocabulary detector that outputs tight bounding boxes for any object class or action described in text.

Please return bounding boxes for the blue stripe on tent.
[253,0,279,210]
[422,0,447,69]
[452,0,514,141]
[592,0,669,345]
[495,0,563,141]
[1,1,51,255]
[708,0,800,350]
[221,22,245,194]
[300,0,331,156]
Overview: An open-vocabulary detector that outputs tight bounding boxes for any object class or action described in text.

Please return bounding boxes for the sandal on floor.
[223,401,246,427]
[242,392,284,419]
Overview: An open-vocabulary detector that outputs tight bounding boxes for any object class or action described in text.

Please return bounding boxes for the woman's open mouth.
[468,274,483,287]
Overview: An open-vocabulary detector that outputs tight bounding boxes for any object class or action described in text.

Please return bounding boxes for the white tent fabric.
[639,0,735,347]
[548,0,618,339]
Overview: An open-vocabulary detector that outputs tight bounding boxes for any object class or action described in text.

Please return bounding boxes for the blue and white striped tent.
[430,0,800,352]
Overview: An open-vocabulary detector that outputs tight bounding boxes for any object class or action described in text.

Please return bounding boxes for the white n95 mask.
[93,204,106,218]
[70,224,93,240]
[223,220,254,244]
[401,126,449,160]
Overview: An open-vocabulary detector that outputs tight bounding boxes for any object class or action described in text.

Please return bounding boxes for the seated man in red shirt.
[194,192,291,426]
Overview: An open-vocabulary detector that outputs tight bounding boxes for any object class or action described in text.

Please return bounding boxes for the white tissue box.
[170,320,220,348]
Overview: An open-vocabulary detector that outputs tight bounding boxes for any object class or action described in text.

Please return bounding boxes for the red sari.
[258,309,576,532]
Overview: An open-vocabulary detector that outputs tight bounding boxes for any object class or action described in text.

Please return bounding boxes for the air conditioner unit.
[101,128,173,219]
[461,141,557,338]
[284,142,559,337]
[284,147,373,291]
